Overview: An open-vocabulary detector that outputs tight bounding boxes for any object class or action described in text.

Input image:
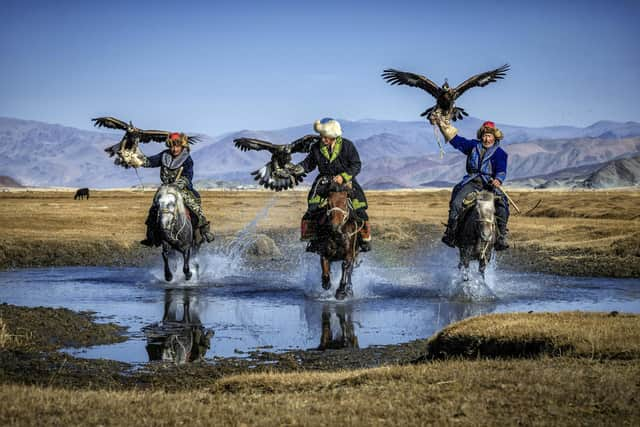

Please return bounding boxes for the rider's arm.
[340,139,361,182]
[493,149,508,184]
[449,135,476,156]
[297,150,317,173]
[142,152,163,168]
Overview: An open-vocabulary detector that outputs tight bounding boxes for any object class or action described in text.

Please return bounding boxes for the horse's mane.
[476,190,494,203]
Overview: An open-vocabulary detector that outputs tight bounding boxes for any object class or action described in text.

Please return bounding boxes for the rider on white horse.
[432,114,510,250]
[140,132,215,246]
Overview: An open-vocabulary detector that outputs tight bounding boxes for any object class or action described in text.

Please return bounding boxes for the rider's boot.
[199,221,215,243]
[495,225,509,251]
[359,221,371,252]
[140,207,159,247]
[441,216,457,248]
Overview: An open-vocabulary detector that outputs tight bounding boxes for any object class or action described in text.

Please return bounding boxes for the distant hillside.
[1,116,640,188]
[510,155,640,189]
[0,175,22,187]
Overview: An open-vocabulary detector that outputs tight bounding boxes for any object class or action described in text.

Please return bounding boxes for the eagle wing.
[454,64,510,98]
[288,134,319,154]
[381,69,442,98]
[233,137,280,153]
[92,116,130,131]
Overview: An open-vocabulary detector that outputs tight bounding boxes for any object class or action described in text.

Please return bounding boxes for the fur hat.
[313,118,342,139]
[166,132,189,148]
[476,121,504,141]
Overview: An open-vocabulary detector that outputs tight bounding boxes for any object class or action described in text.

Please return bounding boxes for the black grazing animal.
[233,135,318,191]
[382,64,510,121]
[74,188,89,200]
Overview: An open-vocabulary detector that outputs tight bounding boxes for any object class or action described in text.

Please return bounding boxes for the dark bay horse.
[315,180,363,300]
[455,190,497,281]
[154,184,200,282]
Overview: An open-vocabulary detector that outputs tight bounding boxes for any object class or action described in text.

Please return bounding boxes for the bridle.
[157,189,188,241]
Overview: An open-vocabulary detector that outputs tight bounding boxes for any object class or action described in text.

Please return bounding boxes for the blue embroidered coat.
[450,135,508,190]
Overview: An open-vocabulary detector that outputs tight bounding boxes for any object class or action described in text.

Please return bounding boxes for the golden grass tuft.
[424,311,640,360]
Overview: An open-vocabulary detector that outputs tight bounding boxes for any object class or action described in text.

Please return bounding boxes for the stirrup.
[359,240,371,252]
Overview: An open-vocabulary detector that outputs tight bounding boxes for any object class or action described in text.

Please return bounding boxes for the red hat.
[168,132,181,141]
[476,121,503,140]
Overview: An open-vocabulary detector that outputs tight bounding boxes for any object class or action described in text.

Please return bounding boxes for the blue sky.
[1,0,639,135]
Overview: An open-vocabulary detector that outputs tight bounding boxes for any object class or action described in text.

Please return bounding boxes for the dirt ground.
[0,188,639,276]
[0,304,638,425]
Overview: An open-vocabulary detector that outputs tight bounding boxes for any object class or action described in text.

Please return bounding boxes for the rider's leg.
[494,194,510,250]
[355,208,371,252]
[182,191,215,243]
[140,204,159,247]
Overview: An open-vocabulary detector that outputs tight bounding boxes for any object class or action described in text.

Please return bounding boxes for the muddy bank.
[2,304,639,392]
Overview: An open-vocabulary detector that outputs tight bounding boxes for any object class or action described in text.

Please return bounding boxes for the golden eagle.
[381,64,510,121]
[92,116,200,168]
[233,135,318,191]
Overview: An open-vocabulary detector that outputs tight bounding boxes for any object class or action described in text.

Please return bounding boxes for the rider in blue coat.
[433,115,510,250]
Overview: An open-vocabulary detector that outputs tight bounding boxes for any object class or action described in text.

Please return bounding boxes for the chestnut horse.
[316,181,363,300]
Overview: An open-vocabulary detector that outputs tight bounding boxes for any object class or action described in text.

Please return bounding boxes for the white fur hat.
[313,118,342,138]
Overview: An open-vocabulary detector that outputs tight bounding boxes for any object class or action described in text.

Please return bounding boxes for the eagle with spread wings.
[233,135,318,191]
[381,64,510,121]
[92,116,200,168]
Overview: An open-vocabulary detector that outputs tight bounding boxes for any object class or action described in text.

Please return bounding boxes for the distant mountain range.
[1,116,639,189]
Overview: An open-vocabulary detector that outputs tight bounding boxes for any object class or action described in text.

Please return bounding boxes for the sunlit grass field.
[1,188,638,276]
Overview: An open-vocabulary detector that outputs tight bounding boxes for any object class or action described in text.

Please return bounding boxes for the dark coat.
[298,137,367,210]
[144,150,200,198]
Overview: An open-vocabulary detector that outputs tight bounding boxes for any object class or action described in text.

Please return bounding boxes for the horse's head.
[326,182,351,234]
[475,191,496,242]
[154,185,184,231]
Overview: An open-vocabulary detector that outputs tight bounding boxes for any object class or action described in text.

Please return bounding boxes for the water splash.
[197,196,278,281]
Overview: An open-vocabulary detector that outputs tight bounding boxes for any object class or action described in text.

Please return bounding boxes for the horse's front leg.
[183,246,192,281]
[321,256,331,290]
[336,238,355,300]
[162,244,173,282]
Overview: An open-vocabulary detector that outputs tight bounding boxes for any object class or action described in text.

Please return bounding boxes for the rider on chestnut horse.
[290,118,371,253]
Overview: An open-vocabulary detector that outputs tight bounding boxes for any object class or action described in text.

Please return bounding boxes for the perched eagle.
[381,64,510,121]
[92,116,200,168]
[233,135,318,191]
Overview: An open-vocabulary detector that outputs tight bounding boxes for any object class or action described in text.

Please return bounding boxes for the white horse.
[154,184,199,281]
[456,190,496,281]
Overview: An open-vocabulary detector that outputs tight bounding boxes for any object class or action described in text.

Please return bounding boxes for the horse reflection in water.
[455,190,497,281]
[143,288,213,364]
[318,304,359,350]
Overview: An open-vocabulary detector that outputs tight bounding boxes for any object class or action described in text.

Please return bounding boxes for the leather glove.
[434,113,458,141]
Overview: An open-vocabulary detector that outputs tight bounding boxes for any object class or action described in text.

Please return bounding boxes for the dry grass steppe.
[0,188,638,276]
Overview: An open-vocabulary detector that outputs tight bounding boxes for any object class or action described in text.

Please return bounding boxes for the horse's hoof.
[322,278,331,290]
[165,274,173,282]
[184,271,192,281]
[335,286,352,300]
